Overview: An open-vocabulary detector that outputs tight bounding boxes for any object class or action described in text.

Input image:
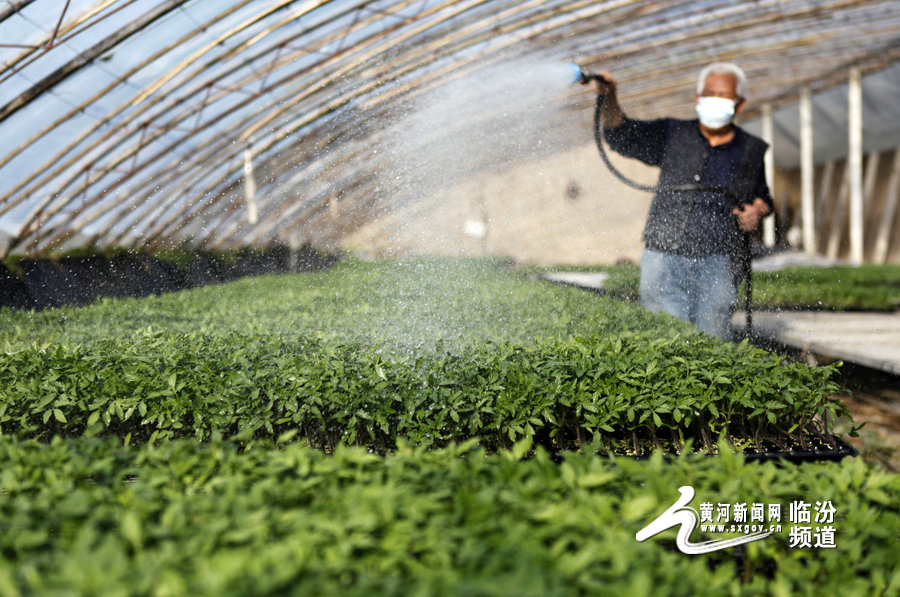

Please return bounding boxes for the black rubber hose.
[590,88,753,336]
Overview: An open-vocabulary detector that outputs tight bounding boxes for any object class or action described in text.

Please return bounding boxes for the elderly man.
[591,63,772,340]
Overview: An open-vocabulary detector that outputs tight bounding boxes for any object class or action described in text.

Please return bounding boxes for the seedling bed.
[0,259,856,459]
[0,436,897,595]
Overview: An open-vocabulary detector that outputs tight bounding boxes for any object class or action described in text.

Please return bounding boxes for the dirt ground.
[831,363,900,472]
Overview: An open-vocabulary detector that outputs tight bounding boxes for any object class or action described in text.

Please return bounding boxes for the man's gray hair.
[696,63,747,98]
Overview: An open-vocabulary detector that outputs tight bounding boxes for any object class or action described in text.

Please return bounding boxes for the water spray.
[571,63,754,336]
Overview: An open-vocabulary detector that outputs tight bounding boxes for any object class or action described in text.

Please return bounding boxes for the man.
[591,63,772,340]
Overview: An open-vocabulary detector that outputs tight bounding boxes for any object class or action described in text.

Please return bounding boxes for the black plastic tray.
[551,437,859,464]
[738,437,858,463]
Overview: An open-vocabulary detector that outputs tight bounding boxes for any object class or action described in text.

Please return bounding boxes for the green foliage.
[0,258,884,593]
[0,258,670,348]
[538,263,900,311]
[600,263,642,302]
[0,259,847,455]
[0,329,847,455]
[753,265,900,311]
[0,437,897,596]
[528,263,641,302]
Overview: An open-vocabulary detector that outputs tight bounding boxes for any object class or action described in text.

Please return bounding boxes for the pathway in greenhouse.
[539,271,609,290]
[732,310,900,376]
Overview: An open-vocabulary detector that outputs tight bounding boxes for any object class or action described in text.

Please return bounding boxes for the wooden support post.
[864,152,880,209]
[243,147,257,225]
[761,102,775,246]
[779,189,790,237]
[862,151,880,258]
[329,192,339,221]
[848,66,864,264]
[815,161,835,234]
[873,150,900,264]
[800,86,816,254]
[826,164,850,260]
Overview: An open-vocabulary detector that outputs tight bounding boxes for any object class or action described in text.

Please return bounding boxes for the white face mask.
[696,96,736,129]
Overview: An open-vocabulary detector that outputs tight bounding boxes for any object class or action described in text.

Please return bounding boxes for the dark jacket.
[604,118,769,269]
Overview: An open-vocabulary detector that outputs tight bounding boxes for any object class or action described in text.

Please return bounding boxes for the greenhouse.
[1,0,899,594]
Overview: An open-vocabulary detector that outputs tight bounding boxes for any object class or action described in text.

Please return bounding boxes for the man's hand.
[589,70,624,128]
[589,70,617,96]
[732,197,770,232]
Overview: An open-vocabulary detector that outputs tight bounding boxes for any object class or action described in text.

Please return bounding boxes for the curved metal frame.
[0,0,898,256]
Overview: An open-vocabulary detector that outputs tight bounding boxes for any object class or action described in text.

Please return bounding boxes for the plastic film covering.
[0,0,898,255]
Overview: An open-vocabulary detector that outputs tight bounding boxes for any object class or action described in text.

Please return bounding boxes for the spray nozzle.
[569,63,609,86]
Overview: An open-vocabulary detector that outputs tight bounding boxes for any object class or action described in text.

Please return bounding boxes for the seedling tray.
[739,437,858,463]
[551,437,858,464]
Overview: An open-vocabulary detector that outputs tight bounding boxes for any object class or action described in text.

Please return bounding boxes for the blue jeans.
[640,250,736,340]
